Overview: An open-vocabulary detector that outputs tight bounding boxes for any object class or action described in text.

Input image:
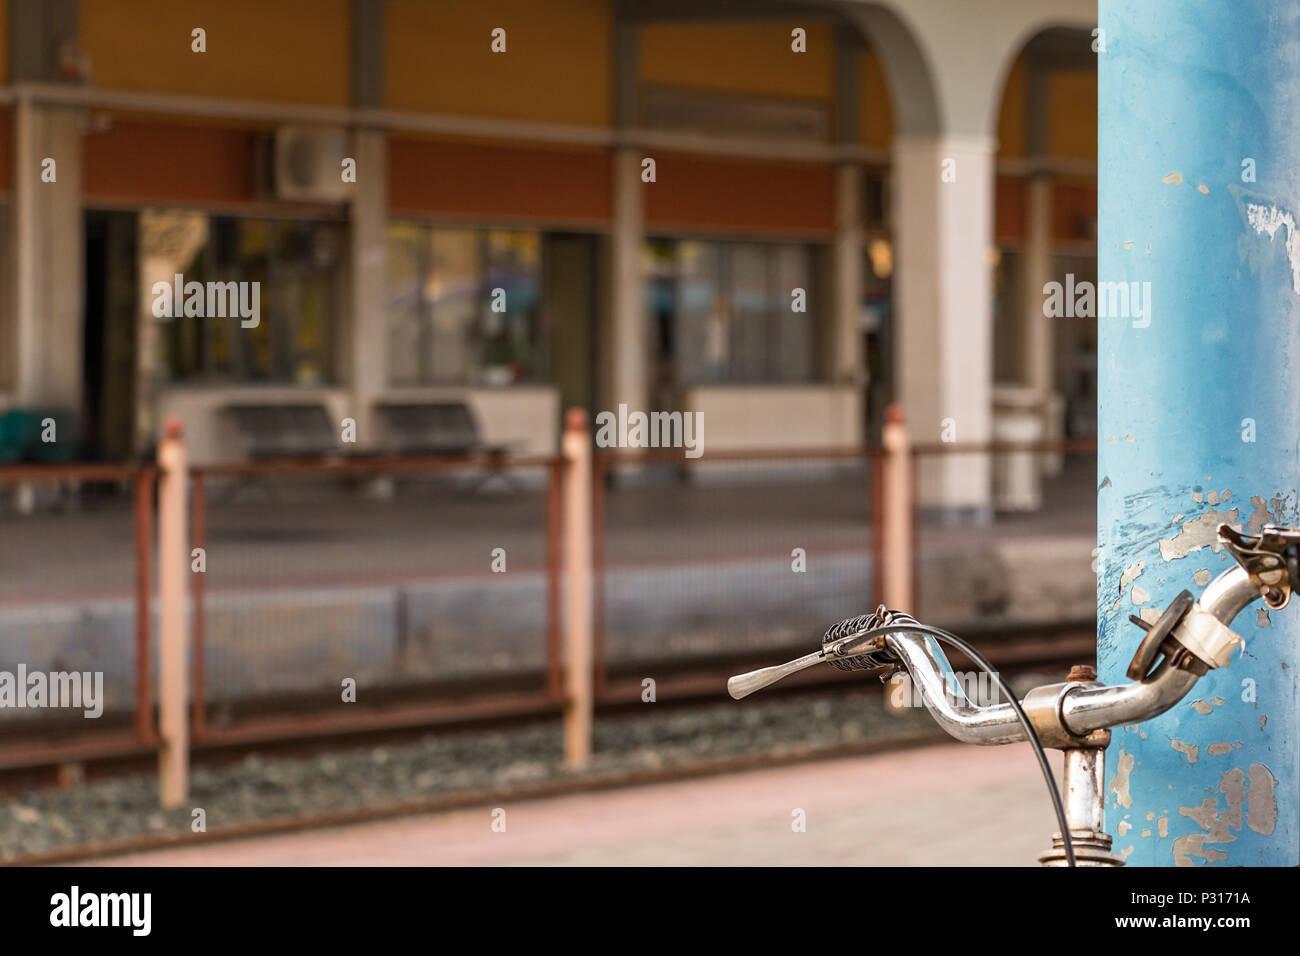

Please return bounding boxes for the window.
[386,224,542,386]
[657,239,819,386]
[143,210,344,384]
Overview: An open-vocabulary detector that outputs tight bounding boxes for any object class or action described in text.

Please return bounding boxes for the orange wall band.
[995,176,1026,243]
[388,137,611,225]
[78,120,1092,246]
[83,121,257,206]
[994,177,1098,245]
[1052,180,1097,242]
[644,153,834,236]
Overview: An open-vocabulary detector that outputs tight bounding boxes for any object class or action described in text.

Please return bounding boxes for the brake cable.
[864,622,1077,868]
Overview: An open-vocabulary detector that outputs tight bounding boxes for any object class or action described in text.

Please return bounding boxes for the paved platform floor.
[1,460,1095,603]
[93,743,1062,866]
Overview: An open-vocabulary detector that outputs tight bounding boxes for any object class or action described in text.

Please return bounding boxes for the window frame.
[647,233,826,388]
[385,219,548,388]
[136,205,347,387]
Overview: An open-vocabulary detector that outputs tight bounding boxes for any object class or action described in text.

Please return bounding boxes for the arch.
[988,24,1097,155]
[839,0,1094,140]
[838,2,942,137]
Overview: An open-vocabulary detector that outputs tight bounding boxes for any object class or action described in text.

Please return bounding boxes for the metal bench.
[219,402,349,501]
[375,401,519,491]
[223,403,342,460]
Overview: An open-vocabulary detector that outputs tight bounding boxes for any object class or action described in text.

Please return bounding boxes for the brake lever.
[727,650,826,699]
[727,605,905,699]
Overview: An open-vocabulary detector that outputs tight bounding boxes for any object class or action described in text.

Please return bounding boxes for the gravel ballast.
[0,672,1053,862]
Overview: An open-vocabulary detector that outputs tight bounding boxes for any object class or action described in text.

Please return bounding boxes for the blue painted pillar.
[1098,2,1299,865]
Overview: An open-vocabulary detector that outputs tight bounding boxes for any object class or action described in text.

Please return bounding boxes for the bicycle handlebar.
[725,606,909,701]
[728,524,1295,748]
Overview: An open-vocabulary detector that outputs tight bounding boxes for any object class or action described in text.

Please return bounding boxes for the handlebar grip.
[727,606,915,700]
[821,606,913,671]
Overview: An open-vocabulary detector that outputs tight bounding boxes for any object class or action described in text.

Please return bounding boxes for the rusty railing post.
[545,458,563,699]
[591,452,607,699]
[190,470,207,738]
[561,409,594,769]
[882,403,914,612]
[133,466,156,743]
[157,418,189,808]
[881,404,914,713]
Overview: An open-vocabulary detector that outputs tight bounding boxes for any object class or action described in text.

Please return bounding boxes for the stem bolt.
[1066,664,1097,682]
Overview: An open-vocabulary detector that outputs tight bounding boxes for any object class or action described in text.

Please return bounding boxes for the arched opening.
[989,27,1098,441]
[612,0,945,447]
[836,3,944,440]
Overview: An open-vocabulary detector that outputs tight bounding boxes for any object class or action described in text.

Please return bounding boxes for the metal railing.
[0,413,1098,802]
[0,462,157,764]
[186,452,565,741]
[591,445,884,697]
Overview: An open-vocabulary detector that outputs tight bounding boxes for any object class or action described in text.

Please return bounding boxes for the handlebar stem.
[886,564,1256,746]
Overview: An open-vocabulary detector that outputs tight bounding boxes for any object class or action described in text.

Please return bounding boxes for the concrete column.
[1021,63,1054,404]
[609,147,647,419]
[12,98,84,413]
[348,0,387,442]
[1022,181,1054,391]
[831,163,865,386]
[830,163,865,445]
[11,94,39,405]
[348,128,388,441]
[1022,60,1060,476]
[1098,0,1298,866]
[1022,174,1061,477]
[9,0,83,415]
[830,23,865,444]
[892,135,995,519]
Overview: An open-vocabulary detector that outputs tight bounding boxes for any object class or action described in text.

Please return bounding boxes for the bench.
[223,403,342,460]
[219,402,353,501]
[375,401,519,490]
[221,400,520,494]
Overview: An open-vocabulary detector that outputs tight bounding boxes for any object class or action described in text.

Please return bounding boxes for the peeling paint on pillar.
[1099,1,1299,865]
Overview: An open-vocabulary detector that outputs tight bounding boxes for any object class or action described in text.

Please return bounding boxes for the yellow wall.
[1048,69,1096,160]
[997,54,1028,157]
[640,19,834,102]
[997,53,1096,160]
[860,50,893,150]
[386,0,610,125]
[74,2,1089,160]
[82,0,350,105]
[638,19,901,146]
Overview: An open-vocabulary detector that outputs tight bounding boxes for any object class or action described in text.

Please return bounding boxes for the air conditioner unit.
[272,127,352,202]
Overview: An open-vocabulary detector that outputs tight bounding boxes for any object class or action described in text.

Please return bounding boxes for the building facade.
[0,0,1097,512]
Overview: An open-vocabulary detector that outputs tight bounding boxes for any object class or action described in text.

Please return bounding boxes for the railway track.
[0,619,1095,788]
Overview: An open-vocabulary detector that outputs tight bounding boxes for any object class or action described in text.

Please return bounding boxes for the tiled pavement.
[95,742,1062,866]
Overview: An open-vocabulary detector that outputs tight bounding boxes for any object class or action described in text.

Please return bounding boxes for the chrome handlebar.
[728,524,1294,749]
[725,606,910,701]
